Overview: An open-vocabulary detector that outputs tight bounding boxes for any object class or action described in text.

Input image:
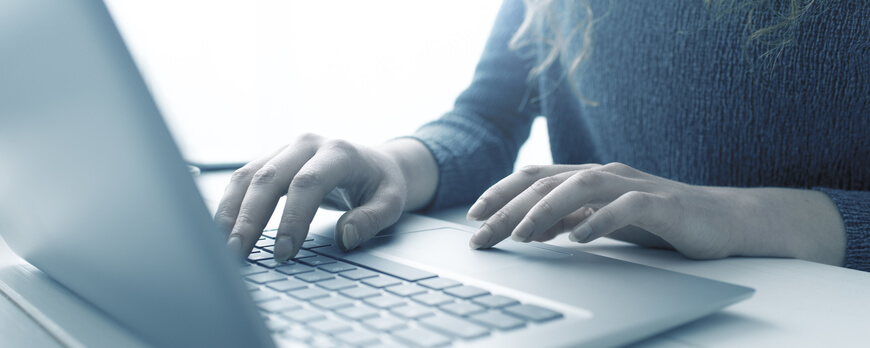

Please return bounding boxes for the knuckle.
[623,191,651,206]
[603,162,641,176]
[323,139,358,157]
[535,198,556,217]
[488,209,512,230]
[214,207,236,224]
[594,208,619,228]
[279,210,304,228]
[290,170,323,189]
[250,165,280,187]
[357,208,380,232]
[230,166,256,183]
[295,132,322,144]
[530,176,561,196]
[603,162,630,172]
[570,170,605,188]
[233,212,257,228]
[518,165,543,177]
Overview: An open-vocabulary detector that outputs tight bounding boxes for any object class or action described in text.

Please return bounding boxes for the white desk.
[1,171,868,347]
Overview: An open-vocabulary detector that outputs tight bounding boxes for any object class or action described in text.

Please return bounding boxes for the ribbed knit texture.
[412,0,870,271]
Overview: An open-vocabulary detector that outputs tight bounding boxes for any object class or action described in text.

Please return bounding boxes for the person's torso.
[538,0,870,189]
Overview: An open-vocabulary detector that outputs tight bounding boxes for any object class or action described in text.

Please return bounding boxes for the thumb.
[335,187,405,251]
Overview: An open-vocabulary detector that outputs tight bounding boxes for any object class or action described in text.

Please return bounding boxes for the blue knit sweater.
[412,0,870,271]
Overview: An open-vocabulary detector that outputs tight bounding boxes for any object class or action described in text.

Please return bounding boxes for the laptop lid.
[0,1,272,347]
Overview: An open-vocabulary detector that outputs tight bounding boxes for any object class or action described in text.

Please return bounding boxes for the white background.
[105,0,551,167]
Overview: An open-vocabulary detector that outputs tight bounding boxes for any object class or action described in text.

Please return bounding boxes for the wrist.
[735,188,846,266]
[377,138,439,212]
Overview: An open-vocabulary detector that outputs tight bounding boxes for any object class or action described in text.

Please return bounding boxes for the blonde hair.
[510,0,821,104]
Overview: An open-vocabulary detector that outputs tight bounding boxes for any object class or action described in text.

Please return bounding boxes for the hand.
[465,162,847,264]
[215,134,411,262]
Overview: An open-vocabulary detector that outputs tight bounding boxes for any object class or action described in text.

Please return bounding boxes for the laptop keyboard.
[242,229,564,348]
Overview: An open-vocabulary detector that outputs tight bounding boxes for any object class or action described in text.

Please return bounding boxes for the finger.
[469,171,574,249]
[273,140,361,261]
[513,170,645,243]
[335,182,405,251]
[213,146,287,236]
[466,164,600,221]
[227,143,320,258]
[568,191,672,243]
[533,206,594,242]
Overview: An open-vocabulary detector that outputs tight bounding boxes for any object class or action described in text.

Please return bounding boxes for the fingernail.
[273,236,295,262]
[342,224,360,250]
[466,200,487,221]
[511,219,535,242]
[226,236,242,255]
[469,225,493,249]
[570,224,592,243]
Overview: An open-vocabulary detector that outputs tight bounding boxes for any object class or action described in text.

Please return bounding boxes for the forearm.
[735,187,846,266]
[378,138,439,212]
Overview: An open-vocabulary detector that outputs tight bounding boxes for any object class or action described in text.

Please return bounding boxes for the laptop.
[0,0,753,347]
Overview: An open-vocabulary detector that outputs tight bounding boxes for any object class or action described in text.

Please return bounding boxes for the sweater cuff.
[813,187,870,272]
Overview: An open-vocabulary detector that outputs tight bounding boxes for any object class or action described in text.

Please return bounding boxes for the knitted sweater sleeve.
[409,0,540,211]
[813,188,870,272]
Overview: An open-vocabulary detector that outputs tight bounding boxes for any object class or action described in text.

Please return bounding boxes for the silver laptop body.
[0,1,753,347]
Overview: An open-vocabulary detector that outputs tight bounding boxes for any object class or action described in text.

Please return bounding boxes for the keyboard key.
[295,270,336,283]
[311,296,354,310]
[288,287,330,301]
[302,239,332,249]
[440,302,485,317]
[385,284,427,297]
[282,308,326,323]
[290,249,316,259]
[246,271,286,284]
[362,276,402,288]
[418,277,461,290]
[264,317,292,332]
[339,286,381,300]
[308,336,341,348]
[503,304,562,322]
[392,327,451,348]
[250,289,280,302]
[299,255,338,267]
[309,319,353,335]
[267,279,309,292]
[336,305,380,320]
[420,315,489,339]
[245,282,260,291]
[248,252,274,262]
[364,295,407,309]
[256,239,275,248]
[339,268,379,280]
[240,264,269,276]
[315,246,436,282]
[263,229,278,238]
[412,292,454,307]
[336,329,380,346]
[362,315,406,332]
[318,262,357,273]
[472,295,519,309]
[258,299,302,313]
[258,259,293,269]
[275,264,315,275]
[280,326,314,342]
[316,278,357,291]
[444,286,489,299]
[470,312,525,331]
[390,304,434,319]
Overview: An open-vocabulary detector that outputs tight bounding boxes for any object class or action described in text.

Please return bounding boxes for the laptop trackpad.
[361,227,571,274]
